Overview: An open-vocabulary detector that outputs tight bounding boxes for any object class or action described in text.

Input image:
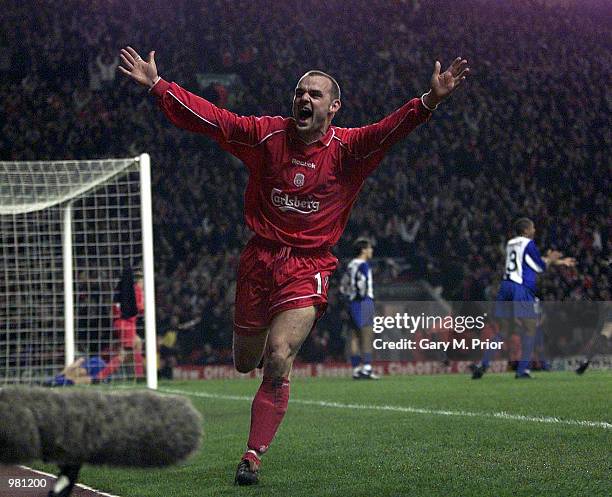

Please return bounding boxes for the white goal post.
[0,154,157,389]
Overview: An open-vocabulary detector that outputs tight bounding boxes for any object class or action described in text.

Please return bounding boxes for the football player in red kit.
[112,270,145,378]
[119,46,469,485]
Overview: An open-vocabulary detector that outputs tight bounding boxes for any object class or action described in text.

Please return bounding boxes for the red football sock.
[134,349,144,376]
[247,376,290,454]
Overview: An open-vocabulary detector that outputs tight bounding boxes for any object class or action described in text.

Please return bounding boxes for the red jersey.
[151,79,431,249]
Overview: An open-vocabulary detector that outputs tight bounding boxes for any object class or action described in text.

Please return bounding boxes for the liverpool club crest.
[294,173,305,187]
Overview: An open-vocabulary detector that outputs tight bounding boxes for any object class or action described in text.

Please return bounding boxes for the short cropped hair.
[514,217,534,236]
[352,237,372,257]
[298,70,341,101]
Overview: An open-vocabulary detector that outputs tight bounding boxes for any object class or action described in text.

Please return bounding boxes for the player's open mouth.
[297,107,313,124]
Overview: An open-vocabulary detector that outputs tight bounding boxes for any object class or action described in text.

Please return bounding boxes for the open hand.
[556,257,577,268]
[118,46,158,88]
[425,57,470,108]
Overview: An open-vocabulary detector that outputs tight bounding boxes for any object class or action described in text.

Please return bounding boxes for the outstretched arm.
[543,249,576,268]
[343,57,470,170]
[541,249,576,268]
[117,46,280,165]
[117,46,239,138]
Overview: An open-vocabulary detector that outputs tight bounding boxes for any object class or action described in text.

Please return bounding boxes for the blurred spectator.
[158,326,179,380]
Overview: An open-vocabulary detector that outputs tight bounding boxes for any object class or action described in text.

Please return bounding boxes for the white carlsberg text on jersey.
[271,188,320,214]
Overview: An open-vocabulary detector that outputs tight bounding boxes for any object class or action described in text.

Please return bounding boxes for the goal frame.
[2,153,157,389]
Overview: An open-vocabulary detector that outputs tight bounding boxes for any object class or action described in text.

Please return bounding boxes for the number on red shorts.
[314,272,322,294]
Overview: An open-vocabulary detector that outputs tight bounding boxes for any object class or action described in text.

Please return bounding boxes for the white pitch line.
[19,466,122,497]
[160,387,612,430]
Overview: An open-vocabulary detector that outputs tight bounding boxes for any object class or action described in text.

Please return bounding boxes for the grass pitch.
[35,371,611,497]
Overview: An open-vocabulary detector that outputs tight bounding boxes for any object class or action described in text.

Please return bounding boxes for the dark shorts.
[349,297,375,328]
[495,280,539,319]
[234,236,338,336]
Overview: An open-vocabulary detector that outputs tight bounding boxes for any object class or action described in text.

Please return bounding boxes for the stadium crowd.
[1,0,609,363]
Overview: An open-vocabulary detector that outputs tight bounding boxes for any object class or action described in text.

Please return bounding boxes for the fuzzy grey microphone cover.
[0,387,202,466]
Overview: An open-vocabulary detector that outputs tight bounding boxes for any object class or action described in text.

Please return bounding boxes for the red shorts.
[114,318,138,349]
[234,236,338,335]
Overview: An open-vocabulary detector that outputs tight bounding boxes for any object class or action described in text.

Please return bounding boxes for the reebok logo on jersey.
[271,188,320,214]
[291,158,316,169]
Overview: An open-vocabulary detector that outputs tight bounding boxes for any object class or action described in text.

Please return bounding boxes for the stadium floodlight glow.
[0,154,157,389]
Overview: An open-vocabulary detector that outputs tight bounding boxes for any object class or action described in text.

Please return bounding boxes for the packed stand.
[1,0,609,363]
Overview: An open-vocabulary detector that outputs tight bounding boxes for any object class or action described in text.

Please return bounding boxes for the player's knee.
[265,346,293,377]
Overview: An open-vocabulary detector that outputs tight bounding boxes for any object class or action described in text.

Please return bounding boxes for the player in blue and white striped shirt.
[472,218,575,379]
[342,238,378,379]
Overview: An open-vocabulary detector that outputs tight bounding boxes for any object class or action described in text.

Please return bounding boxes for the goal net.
[0,154,157,388]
